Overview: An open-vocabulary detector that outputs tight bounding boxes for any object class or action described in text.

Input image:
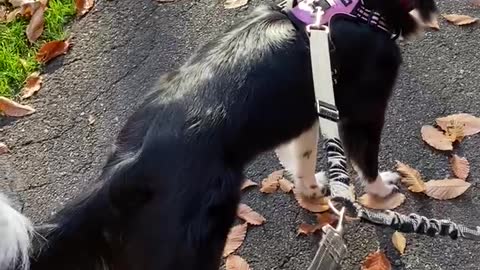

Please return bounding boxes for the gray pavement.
[0,0,479,269]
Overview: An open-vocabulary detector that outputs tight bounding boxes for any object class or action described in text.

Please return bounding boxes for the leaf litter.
[396,161,426,193]
[358,193,406,210]
[361,250,392,270]
[241,179,257,190]
[223,223,248,257]
[21,72,43,99]
[450,155,470,180]
[236,204,265,226]
[225,255,251,270]
[392,231,406,255]
[424,179,471,200]
[442,14,479,26]
[36,39,71,63]
[0,97,36,117]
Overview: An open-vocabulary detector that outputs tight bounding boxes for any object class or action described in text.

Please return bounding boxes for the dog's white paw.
[365,171,399,198]
[295,175,328,199]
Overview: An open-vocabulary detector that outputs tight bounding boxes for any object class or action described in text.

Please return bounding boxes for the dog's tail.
[0,193,34,270]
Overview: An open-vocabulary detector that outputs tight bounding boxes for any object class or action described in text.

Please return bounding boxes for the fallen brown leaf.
[75,0,94,17]
[425,16,440,30]
[442,14,479,26]
[20,0,42,18]
[450,155,470,180]
[241,179,257,190]
[260,178,278,193]
[392,231,406,255]
[223,223,248,257]
[358,193,405,210]
[316,212,338,227]
[224,0,248,9]
[395,161,426,193]
[26,4,45,43]
[424,179,471,200]
[36,39,71,63]
[225,255,251,270]
[259,170,283,193]
[436,113,480,136]
[278,178,294,193]
[421,125,453,151]
[0,97,36,117]
[472,0,480,7]
[297,223,320,236]
[21,72,43,99]
[294,190,330,213]
[361,251,392,270]
[237,203,265,226]
[0,143,10,155]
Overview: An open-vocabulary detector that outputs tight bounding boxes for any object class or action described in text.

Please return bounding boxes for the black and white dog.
[0,0,436,269]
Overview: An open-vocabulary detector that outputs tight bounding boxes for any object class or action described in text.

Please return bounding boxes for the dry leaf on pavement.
[241,179,257,190]
[26,4,45,43]
[259,170,283,193]
[225,255,251,270]
[75,0,94,17]
[297,212,338,236]
[36,39,71,63]
[224,0,248,9]
[237,203,265,226]
[421,125,453,151]
[361,251,392,270]
[297,223,321,236]
[21,72,43,99]
[442,14,479,26]
[0,97,35,117]
[425,16,440,30]
[436,113,480,136]
[450,155,470,180]
[358,193,406,210]
[223,223,248,257]
[396,161,426,193]
[278,178,294,193]
[392,231,406,255]
[294,190,330,213]
[424,179,471,200]
[472,0,480,7]
[0,143,10,155]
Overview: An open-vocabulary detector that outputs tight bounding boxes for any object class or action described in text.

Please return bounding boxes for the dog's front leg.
[275,120,328,199]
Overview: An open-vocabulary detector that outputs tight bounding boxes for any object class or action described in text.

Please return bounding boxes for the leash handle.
[307,224,347,270]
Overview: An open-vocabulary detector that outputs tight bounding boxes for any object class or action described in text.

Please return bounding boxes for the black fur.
[26,1,436,270]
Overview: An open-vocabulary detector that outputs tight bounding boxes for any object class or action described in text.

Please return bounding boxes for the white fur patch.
[0,193,33,270]
[364,171,399,197]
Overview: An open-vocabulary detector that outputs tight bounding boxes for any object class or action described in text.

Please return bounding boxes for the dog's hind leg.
[275,120,328,198]
[339,118,399,198]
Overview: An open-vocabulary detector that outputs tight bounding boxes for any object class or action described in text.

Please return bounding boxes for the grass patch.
[0,0,75,97]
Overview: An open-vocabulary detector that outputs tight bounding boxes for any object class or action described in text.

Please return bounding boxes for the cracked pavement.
[0,0,479,269]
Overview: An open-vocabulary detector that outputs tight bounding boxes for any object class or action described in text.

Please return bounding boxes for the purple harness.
[291,0,391,33]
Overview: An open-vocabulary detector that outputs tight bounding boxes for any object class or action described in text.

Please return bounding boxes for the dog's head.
[366,0,438,40]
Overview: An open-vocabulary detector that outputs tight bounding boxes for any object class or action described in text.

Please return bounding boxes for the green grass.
[0,0,75,97]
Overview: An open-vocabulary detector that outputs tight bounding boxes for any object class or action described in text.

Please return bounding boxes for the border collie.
[0,0,436,269]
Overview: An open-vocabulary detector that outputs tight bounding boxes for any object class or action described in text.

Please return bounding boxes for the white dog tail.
[0,193,33,270]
